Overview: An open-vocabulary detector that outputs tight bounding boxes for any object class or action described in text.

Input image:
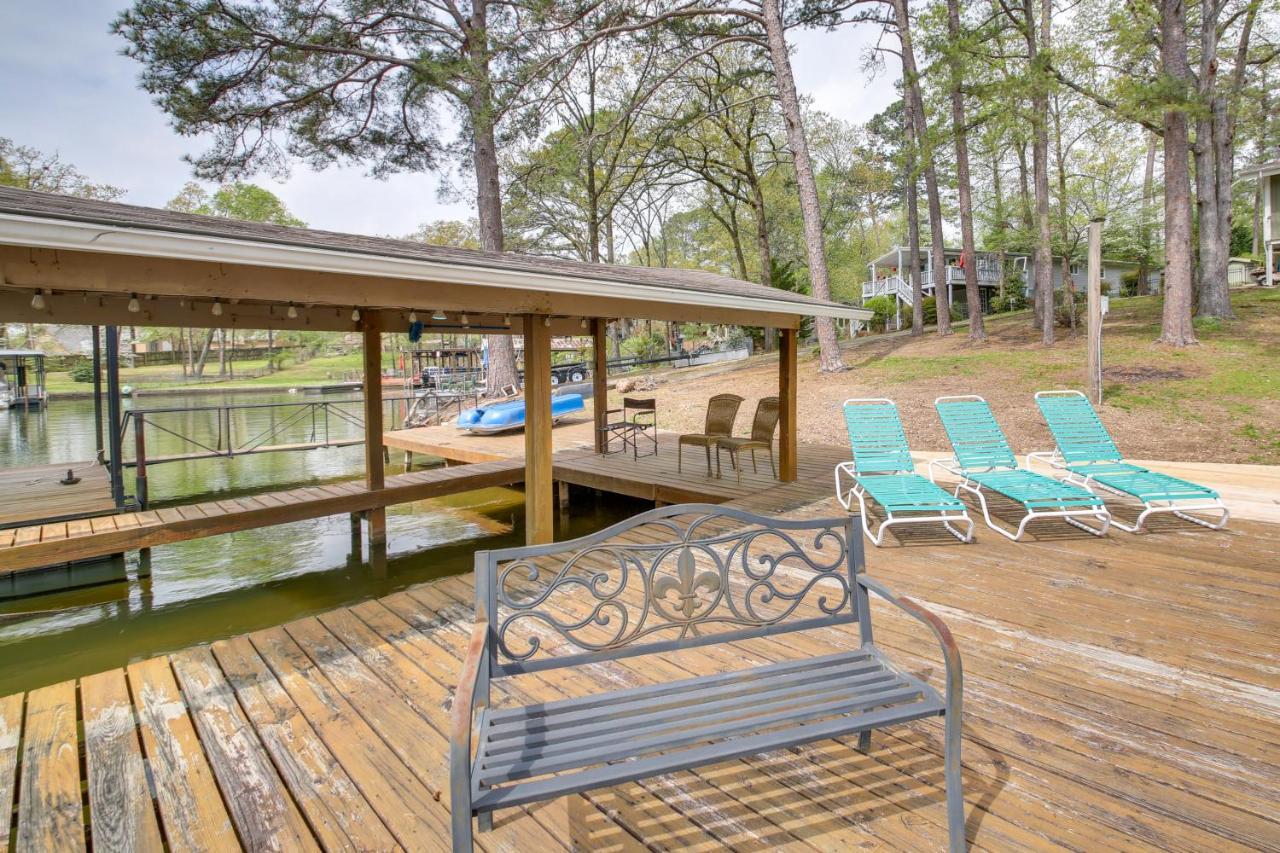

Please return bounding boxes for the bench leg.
[451,794,473,852]
[944,707,966,852]
[857,730,871,753]
[478,812,493,833]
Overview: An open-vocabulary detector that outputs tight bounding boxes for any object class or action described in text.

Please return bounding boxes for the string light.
[127,294,141,313]
[543,316,552,327]
[408,310,418,323]
[503,314,511,326]
[30,291,46,310]
[460,313,469,326]
[351,307,361,322]
[579,317,588,329]
[211,299,223,316]
[286,303,298,319]
[432,308,447,321]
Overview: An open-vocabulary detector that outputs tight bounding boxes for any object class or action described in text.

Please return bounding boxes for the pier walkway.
[2,470,1277,850]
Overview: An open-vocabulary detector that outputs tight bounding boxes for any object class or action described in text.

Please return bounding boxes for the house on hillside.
[1253,159,1280,286]
[863,246,1158,323]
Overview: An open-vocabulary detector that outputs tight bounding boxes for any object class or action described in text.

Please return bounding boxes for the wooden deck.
[383,417,598,464]
[0,462,117,528]
[2,469,1277,851]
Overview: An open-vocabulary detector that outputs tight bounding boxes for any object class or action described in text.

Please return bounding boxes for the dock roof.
[0,187,869,331]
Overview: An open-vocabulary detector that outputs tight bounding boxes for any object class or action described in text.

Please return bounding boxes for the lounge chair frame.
[1027,390,1229,533]
[835,399,974,545]
[931,395,1111,541]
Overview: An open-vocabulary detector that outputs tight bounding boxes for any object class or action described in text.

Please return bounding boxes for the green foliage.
[621,332,666,360]
[68,360,97,383]
[1229,223,1252,258]
[166,182,305,226]
[406,219,481,249]
[863,296,899,332]
[771,259,813,339]
[989,290,1027,313]
[0,137,125,200]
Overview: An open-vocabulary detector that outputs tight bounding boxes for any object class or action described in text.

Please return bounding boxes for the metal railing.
[120,395,413,507]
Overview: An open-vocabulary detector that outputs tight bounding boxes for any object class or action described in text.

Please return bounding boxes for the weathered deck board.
[81,670,164,853]
[1,449,1278,850]
[16,681,83,851]
[169,647,318,851]
[127,657,239,852]
[0,694,21,845]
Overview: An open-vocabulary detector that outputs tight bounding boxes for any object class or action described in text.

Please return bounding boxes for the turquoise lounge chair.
[931,395,1111,541]
[1028,390,1228,532]
[835,399,974,545]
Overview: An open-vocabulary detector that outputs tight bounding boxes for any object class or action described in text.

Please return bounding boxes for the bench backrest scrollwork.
[476,504,867,677]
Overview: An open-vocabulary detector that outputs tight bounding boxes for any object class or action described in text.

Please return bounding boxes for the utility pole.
[1087,218,1105,404]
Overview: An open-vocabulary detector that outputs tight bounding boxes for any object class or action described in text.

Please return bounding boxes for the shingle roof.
[0,187,866,320]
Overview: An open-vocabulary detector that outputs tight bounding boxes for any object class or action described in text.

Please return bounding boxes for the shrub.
[69,360,96,383]
[862,295,898,332]
[989,290,1027,314]
[621,331,666,360]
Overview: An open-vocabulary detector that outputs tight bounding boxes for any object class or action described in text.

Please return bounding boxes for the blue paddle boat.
[456,393,585,434]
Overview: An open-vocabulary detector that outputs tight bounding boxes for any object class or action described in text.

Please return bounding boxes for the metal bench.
[450,504,966,851]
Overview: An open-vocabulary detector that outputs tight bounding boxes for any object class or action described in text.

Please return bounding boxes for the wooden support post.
[362,316,386,545]
[779,327,798,482]
[133,413,148,510]
[592,318,610,453]
[557,480,570,511]
[524,314,554,545]
[1087,217,1105,405]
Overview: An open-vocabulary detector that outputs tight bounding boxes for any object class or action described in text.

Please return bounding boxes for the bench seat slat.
[475,658,937,786]
[472,696,944,811]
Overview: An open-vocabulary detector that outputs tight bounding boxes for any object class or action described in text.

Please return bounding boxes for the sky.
[0,1,901,238]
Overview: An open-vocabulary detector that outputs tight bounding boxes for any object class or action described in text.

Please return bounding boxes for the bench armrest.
[450,615,489,780]
[857,576,962,710]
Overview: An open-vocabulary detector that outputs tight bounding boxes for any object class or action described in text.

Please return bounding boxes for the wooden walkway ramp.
[2,477,1278,850]
[0,458,525,574]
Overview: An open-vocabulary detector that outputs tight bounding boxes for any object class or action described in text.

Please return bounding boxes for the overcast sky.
[0,1,900,238]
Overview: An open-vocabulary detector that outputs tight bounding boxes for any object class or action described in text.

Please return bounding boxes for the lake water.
[0,390,640,696]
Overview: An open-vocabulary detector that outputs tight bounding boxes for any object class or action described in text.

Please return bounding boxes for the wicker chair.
[715,396,780,482]
[678,393,744,475]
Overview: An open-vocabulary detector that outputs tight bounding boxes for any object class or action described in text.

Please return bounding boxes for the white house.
[1255,159,1280,286]
[863,246,1158,322]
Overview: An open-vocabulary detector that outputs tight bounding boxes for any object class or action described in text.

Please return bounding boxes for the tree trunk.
[904,85,925,337]
[749,175,778,351]
[467,3,518,396]
[894,0,949,335]
[761,0,843,369]
[947,0,984,339]
[1158,0,1198,346]
[1138,132,1157,295]
[1053,99,1075,334]
[991,142,1008,303]
[1026,0,1054,345]
[194,328,214,377]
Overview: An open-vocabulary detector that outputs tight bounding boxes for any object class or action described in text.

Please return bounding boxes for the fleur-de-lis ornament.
[652,547,721,621]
